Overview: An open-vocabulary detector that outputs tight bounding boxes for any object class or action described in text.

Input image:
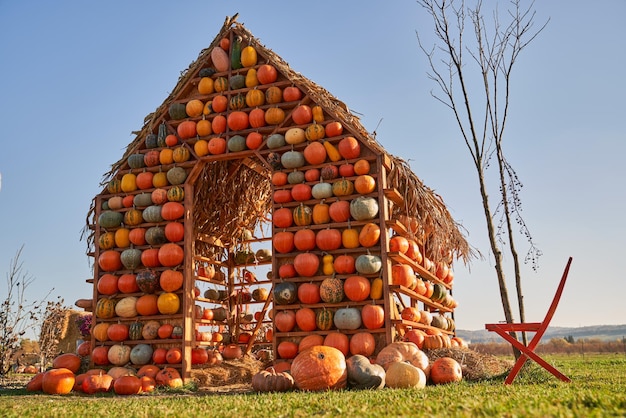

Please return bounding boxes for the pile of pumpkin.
[24,352,184,395]
[252,342,462,392]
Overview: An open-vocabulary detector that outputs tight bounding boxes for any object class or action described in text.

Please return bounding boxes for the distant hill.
[457,324,626,344]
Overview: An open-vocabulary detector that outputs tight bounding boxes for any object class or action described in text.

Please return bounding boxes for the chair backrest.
[538,257,572,333]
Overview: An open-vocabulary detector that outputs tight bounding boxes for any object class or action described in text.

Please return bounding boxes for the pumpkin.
[113,375,142,395]
[273,207,293,228]
[282,85,301,102]
[354,175,376,195]
[121,173,137,192]
[251,287,269,302]
[52,353,81,374]
[292,105,313,125]
[155,367,183,388]
[287,170,305,184]
[361,304,385,329]
[198,76,214,95]
[325,121,343,137]
[95,297,116,319]
[392,264,417,288]
[305,123,325,141]
[337,136,361,159]
[297,335,324,353]
[240,45,258,67]
[128,321,144,340]
[350,196,379,221]
[97,274,119,295]
[159,269,183,292]
[297,282,321,304]
[293,204,313,226]
[98,211,123,229]
[107,323,130,342]
[285,127,306,145]
[166,166,187,185]
[389,235,410,254]
[274,281,297,305]
[135,294,158,316]
[115,296,138,318]
[303,141,327,165]
[385,362,426,389]
[141,205,162,223]
[165,347,183,364]
[295,307,317,332]
[322,333,348,357]
[91,346,110,366]
[281,150,305,169]
[229,93,247,111]
[120,248,142,270]
[273,231,295,254]
[328,200,351,222]
[76,340,91,357]
[320,164,339,180]
[265,107,285,125]
[401,306,421,323]
[265,86,283,104]
[375,341,429,373]
[315,308,334,331]
[108,344,131,366]
[294,228,316,251]
[333,307,362,330]
[172,145,191,163]
[370,278,383,299]
[82,372,113,394]
[136,269,159,293]
[92,322,110,342]
[332,178,354,197]
[211,46,229,72]
[208,136,227,154]
[293,252,319,277]
[257,64,278,84]
[157,292,180,314]
[145,226,166,246]
[291,183,312,201]
[291,346,347,391]
[349,332,376,357]
[152,171,169,188]
[333,254,356,274]
[277,341,299,359]
[158,243,184,267]
[314,228,341,251]
[355,254,382,275]
[245,130,262,148]
[107,179,122,194]
[312,201,330,224]
[98,250,122,272]
[339,162,355,177]
[319,275,344,303]
[251,368,295,392]
[177,120,197,140]
[246,88,265,107]
[346,354,385,390]
[222,344,243,360]
[358,223,381,248]
[344,276,371,302]
[129,344,153,366]
[164,222,184,242]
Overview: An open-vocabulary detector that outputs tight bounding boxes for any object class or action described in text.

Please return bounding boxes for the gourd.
[290,346,347,391]
[316,308,334,331]
[128,321,144,340]
[285,127,306,145]
[293,204,312,226]
[211,46,229,72]
[245,68,259,87]
[323,140,342,162]
[145,226,166,246]
[229,93,246,111]
[168,103,187,120]
[130,344,153,366]
[281,150,305,169]
[265,86,283,104]
[115,296,138,318]
[251,368,295,392]
[95,297,116,319]
[333,307,362,330]
[355,254,382,275]
[319,275,344,303]
[274,281,297,305]
[265,107,285,125]
[322,254,334,275]
[305,123,325,141]
[229,74,246,90]
[350,196,379,221]
[346,354,385,390]
[332,178,354,197]
[241,45,258,68]
[385,362,426,389]
[198,77,214,95]
[230,36,242,69]
[127,154,145,169]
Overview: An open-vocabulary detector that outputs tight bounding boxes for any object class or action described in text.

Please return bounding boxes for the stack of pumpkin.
[25,352,184,395]
[251,342,463,392]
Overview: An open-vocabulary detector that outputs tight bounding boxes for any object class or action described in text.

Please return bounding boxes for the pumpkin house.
[83,16,472,382]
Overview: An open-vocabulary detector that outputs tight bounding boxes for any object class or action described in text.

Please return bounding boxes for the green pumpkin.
[121,248,142,270]
[98,211,123,228]
[234,249,255,265]
[228,135,247,152]
[133,193,153,208]
[333,307,362,330]
[199,67,216,77]
[266,134,286,149]
[166,167,187,185]
[316,308,334,331]
[145,226,167,245]
[128,154,145,169]
[229,74,246,90]
[355,254,382,275]
[281,151,305,169]
[168,103,188,120]
[287,170,305,184]
[142,205,163,223]
[431,283,448,303]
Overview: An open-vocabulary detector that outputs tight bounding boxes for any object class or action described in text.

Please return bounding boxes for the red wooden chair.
[485,257,573,384]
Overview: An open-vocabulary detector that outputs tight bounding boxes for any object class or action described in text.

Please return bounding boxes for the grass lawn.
[1,353,625,417]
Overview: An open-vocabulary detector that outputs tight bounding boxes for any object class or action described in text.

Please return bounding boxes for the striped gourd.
[214,77,228,92]
[172,146,190,163]
[95,297,116,319]
[316,308,334,331]
[124,208,144,226]
[229,93,246,110]
[98,232,116,250]
[245,88,265,107]
[293,204,313,227]
[107,179,122,194]
[167,186,185,202]
[332,179,354,197]
[128,321,144,341]
[305,123,325,141]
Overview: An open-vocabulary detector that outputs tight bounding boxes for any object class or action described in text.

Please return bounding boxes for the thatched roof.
[86,16,473,265]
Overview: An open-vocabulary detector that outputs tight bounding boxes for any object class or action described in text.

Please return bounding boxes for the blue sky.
[1,1,624,333]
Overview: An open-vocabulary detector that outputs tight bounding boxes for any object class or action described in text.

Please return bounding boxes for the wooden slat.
[383,188,404,206]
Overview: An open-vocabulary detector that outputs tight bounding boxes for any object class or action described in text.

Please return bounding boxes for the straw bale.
[425,347,513,381]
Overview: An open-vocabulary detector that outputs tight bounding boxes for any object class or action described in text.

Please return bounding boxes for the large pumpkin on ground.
[346,354,385,390]
[430,357,463,384]
[42,368,75,395]
[290,346,347,391]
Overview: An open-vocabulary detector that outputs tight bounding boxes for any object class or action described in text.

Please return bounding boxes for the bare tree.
[416,0,547,349]
[37,299,68,370]
[0,246,56,375]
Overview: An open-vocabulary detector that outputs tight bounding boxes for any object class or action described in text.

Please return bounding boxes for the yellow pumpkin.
[98,232,116,250]
[194,139,209,157]
[341,228,360,249]
[322,254,335,275]
[312,105,325,123]
[245,88,265,107]
[305,123,325,141]
[241,46,258,67]
[197,77,214,95]
[114,228,131,248]
[196,119,212,137]
[185,99,204,118]
[370,278,383,299]
[152,172,169,188]
[173,146,191,163]
[157,292,180,315]
[121,173,137,193]
[159,148,174,165]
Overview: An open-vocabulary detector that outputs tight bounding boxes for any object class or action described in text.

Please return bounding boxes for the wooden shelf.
[387,251,451,290]
[275,328,387,338]
[275,299,385,310]
[389,285,452,313]
[391,319,454,335]
[383,188,404,206]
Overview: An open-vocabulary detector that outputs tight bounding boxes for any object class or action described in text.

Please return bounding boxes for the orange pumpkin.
[349,332,376,357]
[292,105,313,125]
[354,175,376,195]
[343,276,371,302]
[177,120,197,140]
[208,136,227,154]
[249,108,266,128]
[158,243,184,267]
[277,341,299,359]
[155,367,183,388]
[42,368,75,395]
[337,136,361,159]
[265,107,285,125]
[299,334,324,352]
[358,223,380,247]
[257,64,278,84]
[430,357,463,384]
[52,353,81,374]
[361,304,385,329]
[291,345,347,391]
[325,121,343,137]
[227,111,249,131]
[295,307,317,332]
[283,86,302,102]
[135,294,159,316]
[212,115,227,134]
[323,332,350,357]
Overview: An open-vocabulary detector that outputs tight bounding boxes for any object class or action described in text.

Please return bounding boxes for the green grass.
[1,354,625,417]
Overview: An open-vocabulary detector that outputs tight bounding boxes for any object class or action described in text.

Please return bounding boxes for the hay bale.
[425,347,513,381]
[56,310,90,355]
[191,356,264,390]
